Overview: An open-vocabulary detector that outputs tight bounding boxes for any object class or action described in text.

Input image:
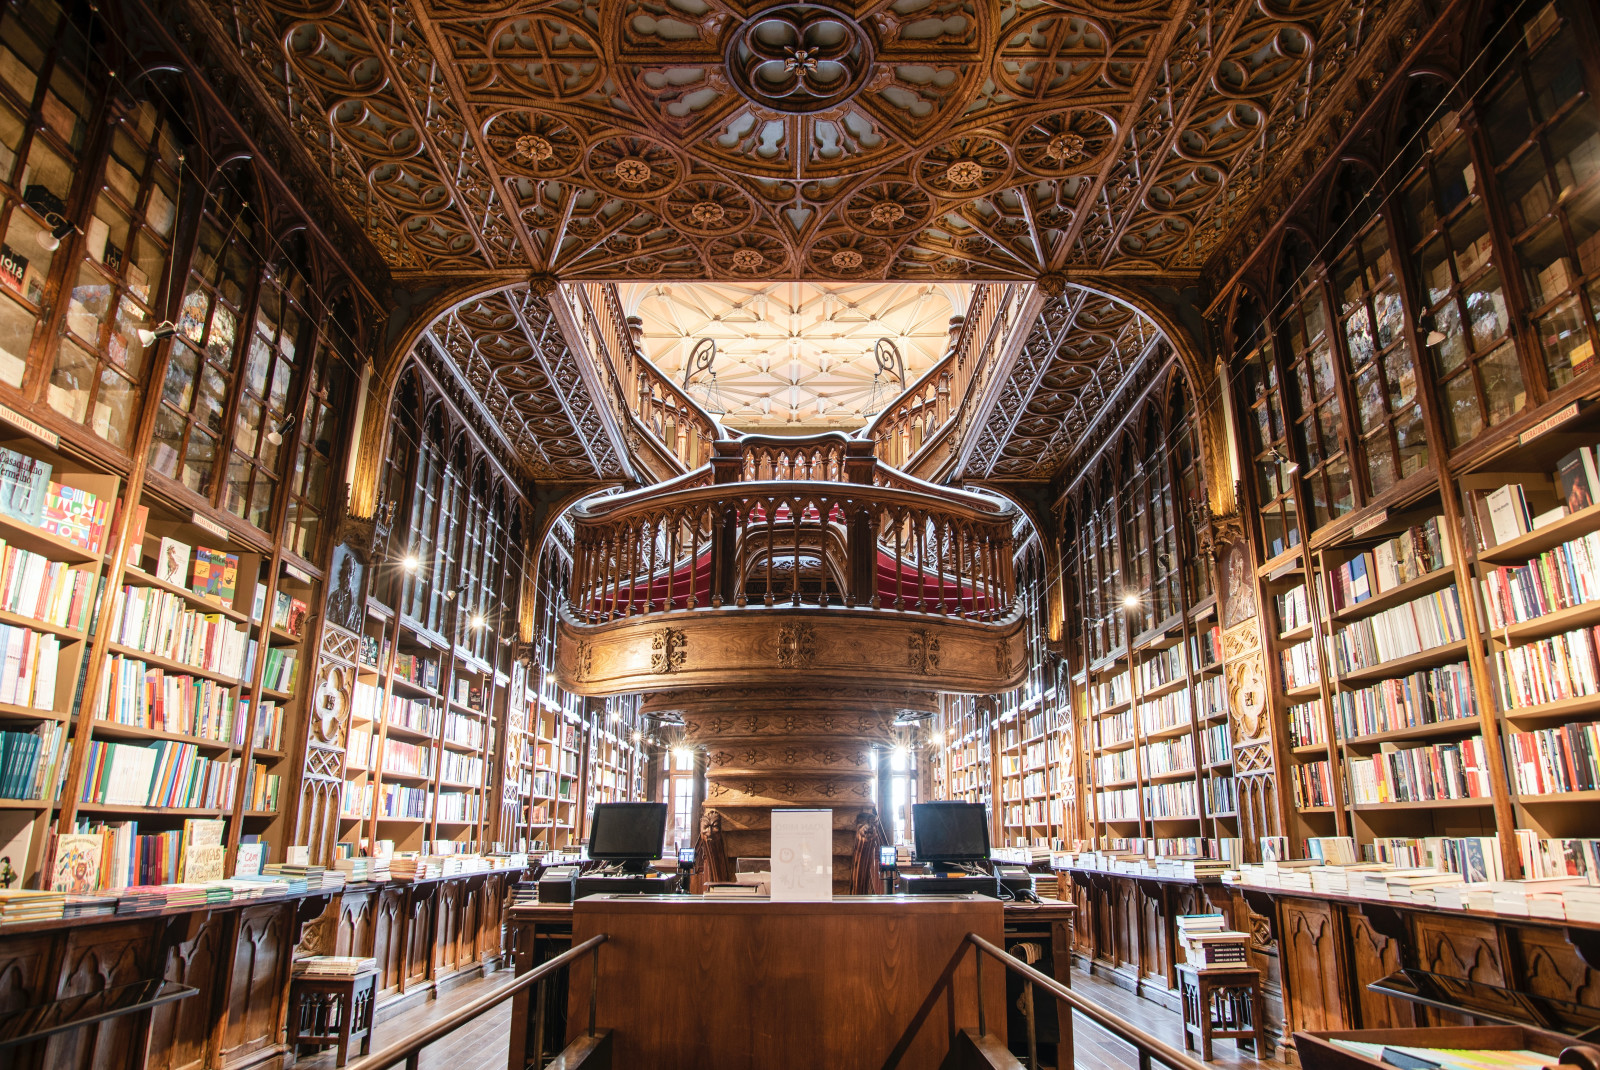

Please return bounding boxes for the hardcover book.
[156,537,191,587]
[51,833,103,894]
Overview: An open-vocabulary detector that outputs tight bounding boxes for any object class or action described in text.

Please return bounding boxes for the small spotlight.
[929,731,944,746]
[609,710,621,720]
[137,321,176,347]
[445,588,458,601]
[401,554,420,572]
[631,731,642,742]
[545,672,558,684]
[470,613,486,629]
[1425,330,1446,347]
[1122,593,1140,608]
[37,220,74,252]
[672,747,692,763]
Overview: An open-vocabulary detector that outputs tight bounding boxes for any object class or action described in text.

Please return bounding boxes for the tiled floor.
[288,959,1288,1070]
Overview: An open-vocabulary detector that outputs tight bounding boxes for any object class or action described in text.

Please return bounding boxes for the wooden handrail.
[344,933,608,1070]
[962,933,1210,1070]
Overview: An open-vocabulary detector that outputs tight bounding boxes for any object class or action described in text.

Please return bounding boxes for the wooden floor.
[285,959,1287,1070]
[287,970,517,1070]
[1067,968,1289,1070]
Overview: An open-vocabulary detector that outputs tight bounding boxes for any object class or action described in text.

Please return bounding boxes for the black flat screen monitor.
[912,801,990,863]
[587,802,668,861]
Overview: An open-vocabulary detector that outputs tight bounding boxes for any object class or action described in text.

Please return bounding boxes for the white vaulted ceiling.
[618,282,972,432]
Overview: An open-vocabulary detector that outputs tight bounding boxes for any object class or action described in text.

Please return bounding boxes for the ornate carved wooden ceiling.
[960,285,1162,481]
[618,281,967,429]
[423,284,631,481]
[219,0,1415,285]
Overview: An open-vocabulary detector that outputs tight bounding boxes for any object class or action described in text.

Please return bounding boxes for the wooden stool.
[287,969,378,1067]
[1177,962,1264,1061]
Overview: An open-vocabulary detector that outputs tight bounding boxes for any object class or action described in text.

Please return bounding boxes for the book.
[1556,447,1597,512]
[234,840,265,878]
[52,833,103,893]
[272,591,291,631]
[156,537,191,586]
[191,547,239,609]
[0,447,50,527]
[124,502,148,566]
[287,597,308,638]
[1484,484,1531,545]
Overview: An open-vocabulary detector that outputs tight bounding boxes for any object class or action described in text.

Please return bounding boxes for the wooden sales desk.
[512,894,1016,1070]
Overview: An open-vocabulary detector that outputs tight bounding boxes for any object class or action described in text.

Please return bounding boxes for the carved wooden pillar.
[647,688,929,892]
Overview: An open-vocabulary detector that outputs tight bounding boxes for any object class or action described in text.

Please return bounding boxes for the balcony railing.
[569,283,719,475]
[566,435,1016,625]
[864,282,1022,477]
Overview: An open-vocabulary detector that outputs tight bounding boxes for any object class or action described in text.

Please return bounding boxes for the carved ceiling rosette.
[665,179,761,237]
[840,180,933,238]
[582,133,690,201]
[482,109,585,179]
[912,133,1015,200]
[805,230,892,279]
[707,231,791,278]
[1014,109,1118,178]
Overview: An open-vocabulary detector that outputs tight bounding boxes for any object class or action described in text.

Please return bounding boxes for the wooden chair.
[1177,962,1264,1061]
[286,969,378,1067]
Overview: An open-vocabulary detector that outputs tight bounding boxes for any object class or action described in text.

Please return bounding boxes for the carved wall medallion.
[650,627,688,673]
[573,639,594,679]
[1227,648,1269,743]
[994,638,1013,677]
[776,622,817,669]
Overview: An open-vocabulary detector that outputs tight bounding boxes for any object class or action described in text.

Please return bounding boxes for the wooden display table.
[1177,963,1264,1060]
[287,969,377,1067]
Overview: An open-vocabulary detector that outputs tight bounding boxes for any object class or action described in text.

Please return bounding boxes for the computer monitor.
[912,801,991,865]
[587,802,669,871]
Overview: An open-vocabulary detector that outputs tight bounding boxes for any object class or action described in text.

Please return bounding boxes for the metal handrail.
[964,933,1210,1070]
[345,933,608,1070]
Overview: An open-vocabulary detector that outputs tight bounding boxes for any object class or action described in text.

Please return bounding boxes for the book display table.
[1178,963,1264,1060]
[287,969,377,1067]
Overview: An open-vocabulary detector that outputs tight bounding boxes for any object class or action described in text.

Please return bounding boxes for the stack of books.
[293,956,377,978]
[0,888,65,923]
[334,857,371,883]
[389,856,441,881]
[115,886,172,913]
[1383,870,1463,903]
[263,863,325,891]
[511,881,539,907]
[1176,916,1249,967]
[216,877,289,899]
[63,893,116,918]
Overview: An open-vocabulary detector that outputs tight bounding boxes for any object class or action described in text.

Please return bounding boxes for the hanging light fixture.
[681,337,727,415]
[862,338,906,417]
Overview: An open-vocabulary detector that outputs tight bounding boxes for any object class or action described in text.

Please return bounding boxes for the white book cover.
[770,808,833,902]
[156,537,191,587]
[1484,485,1526,545]
[32,634,56,711]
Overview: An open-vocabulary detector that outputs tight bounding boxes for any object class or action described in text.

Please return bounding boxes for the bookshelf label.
[1519,402,1579,445]
[0,403,58,447]
[1353,509,1389,537]
[284,562,312,584]
[1268,560,1297,581]
[190,511,229,540]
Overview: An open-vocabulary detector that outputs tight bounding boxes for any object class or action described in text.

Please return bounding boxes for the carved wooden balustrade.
[565,435,1016,627]
[570,282,718,474]
[866,282,1018,477]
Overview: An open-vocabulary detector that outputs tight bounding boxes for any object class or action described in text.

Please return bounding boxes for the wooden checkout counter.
[505,894,1075,1070]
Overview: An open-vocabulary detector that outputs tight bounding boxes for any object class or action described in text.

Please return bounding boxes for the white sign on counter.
[770,809,833,901]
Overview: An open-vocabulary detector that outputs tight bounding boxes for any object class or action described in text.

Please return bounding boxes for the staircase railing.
[864,283,1019,478]
[883,932,1213,1070]
[568,283,719,475]
[345,933,608,1070]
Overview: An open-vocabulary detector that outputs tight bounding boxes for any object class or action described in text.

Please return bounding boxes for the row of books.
[394,653,440,690]
[1096,708,1134,748]
[0,447,112,554]
[1326,518,1452,612]
[80,739,240,809]
[1333,661,1477,740]
[51,817,228,892]
[1288,700,1327,748]
[436,791,479,823]
[0,720,58,798]
[1281,638,1320,690]
[1277,583,1313,633]
[1514,830,1600,880]
[1345,736,1493,804]
[0,541,97,630]
[1091,674,1130,709]
[1292,759,1336,808]
[95,655,238,741]
[1206,774,1236,815]
[1136,645,1184,691]
[256,645,297,694]
[241,761,280,812]
[1364,835,1505,882]
[1190,626,1222,670]
[1141,736,1194,777]
[109,585,249,679]
[381,738,432,778]
[0,623,61,709]
[1145,779,1198,818]
[387,695,439,735]
[1480,527,1600,628]
[1080,756,1122,793]
[1097,787,1138,821]
[1504,721,1600,794]
[1138,688,1191,734]
[378,782,431,819]
[1331,588,1467,674]
[443,710,484,749]
[1199,723,1229,765]
[1493,625,1600,708]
